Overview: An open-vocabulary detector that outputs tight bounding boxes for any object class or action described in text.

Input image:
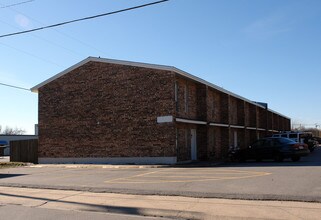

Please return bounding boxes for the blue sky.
[0,0,320,134]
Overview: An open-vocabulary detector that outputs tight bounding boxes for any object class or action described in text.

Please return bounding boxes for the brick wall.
[220,94,229,124]
[207,89,221,123]
[175,77,206,121]
[229,97,238,125]
[37,59,291,163]
[38,61,176,158]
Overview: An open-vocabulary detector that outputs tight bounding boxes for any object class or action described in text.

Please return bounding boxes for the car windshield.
[277,138,296,144]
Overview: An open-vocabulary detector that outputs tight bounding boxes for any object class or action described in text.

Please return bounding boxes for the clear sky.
[0,0,320,134]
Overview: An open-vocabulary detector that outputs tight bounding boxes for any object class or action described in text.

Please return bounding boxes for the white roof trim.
[30,57,175,93]
[176,118,207,125]
[230,125,245,129]
[257,128,266,131]
[30,56,290,119]
[209,123,229,127]
[268,108,290,119]
[246,127,257,130]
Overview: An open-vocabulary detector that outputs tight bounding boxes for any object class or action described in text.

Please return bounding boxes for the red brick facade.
[33,57,291,164]
[38,61,176,161]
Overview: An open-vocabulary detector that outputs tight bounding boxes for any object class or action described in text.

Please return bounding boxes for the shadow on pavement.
[0,174,27,179]
[0,192,204,220]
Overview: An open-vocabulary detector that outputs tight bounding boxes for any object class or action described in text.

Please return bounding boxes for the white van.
[272,132,305,143]
[272,132,317,151]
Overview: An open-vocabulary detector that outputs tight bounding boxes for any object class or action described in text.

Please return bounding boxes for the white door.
[234,131,238,148]
[191,129,197,160]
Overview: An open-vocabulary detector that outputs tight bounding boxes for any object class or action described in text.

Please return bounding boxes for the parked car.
[272,132,318,152]
[0,140,8,146]
[0,140,9,157]
[229,137,310,162]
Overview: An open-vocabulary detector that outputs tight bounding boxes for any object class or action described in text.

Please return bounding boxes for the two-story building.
[31,57,290,164]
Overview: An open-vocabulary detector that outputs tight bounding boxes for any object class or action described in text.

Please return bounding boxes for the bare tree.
[0,126,26,135]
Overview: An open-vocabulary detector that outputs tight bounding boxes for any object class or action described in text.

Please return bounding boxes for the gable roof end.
[30,56,290,119]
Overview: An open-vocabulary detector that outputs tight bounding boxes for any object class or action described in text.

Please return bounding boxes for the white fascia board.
[30,57,264,109]
[31,57,94,93]
[30,57,175,93]
[257,128,266,131]
[230,125,245,129]
[176,118,207,125]
[90,57,175,72]
[209,123,229,127]
[246,127,257,130]
[171,67,266,110]
[30,56,288,120]
[268,109,291,120]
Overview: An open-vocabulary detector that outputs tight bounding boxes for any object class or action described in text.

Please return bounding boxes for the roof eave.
[30,56,94,93]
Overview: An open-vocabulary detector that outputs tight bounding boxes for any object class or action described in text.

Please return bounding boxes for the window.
[175,82,178,111]
[185,129,189,149]
[277,138,295,145]
[175,128,178,150]
[289,134,298,139]
[184,84,188,113]
[212,100,215,119]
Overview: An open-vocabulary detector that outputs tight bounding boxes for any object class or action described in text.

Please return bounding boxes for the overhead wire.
[0,82,30,91]
[0,0,170,91]
[1,2,106,55]
[0,0,34,9]
[0,18,85,58]
[0,41,64,67]
[0,0,169,39]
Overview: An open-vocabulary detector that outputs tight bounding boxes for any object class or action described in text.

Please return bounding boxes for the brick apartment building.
[31,57,290,164]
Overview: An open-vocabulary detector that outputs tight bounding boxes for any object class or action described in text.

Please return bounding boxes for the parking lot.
[104,168,271,184]
[1,147,321,202]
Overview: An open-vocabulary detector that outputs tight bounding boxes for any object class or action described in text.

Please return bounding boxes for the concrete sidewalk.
[0,186,321,219]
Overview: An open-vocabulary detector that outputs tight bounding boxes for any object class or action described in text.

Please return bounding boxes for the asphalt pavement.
[1,186,321,220]
[0,147,321,202]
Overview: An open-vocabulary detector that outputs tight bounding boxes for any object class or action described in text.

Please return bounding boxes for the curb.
[1,183,321,203]
[27,162,223,169]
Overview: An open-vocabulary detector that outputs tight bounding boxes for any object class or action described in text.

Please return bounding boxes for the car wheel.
[291,156,301,162]
[274,153,284,162]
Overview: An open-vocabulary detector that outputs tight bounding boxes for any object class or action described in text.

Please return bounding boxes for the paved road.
[1,147,321,202]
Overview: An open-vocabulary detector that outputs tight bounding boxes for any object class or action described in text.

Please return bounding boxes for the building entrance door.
[191,129,197,160]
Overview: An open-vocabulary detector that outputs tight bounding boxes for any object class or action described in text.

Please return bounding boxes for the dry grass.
[0,162,27,169]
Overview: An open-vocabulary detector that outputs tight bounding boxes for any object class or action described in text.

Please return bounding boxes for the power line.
[0,41,63,67]
[0,2,108,56]
[0,0,169,39]
[0,0,34,9]
[0,18,85,58]
[0,82,30,91]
